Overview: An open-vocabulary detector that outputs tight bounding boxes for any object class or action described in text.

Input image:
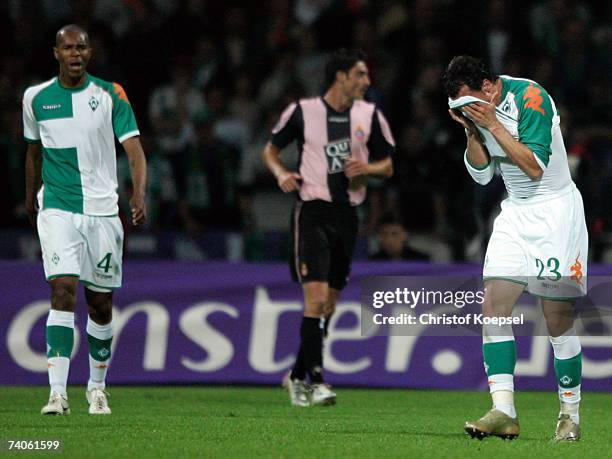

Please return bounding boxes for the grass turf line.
[0,387,610,458]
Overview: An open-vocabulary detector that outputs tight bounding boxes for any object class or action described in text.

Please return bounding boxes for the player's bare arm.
[24,142,42,228]
[122,136,147,226]
[448,109,490,168]
[344,155,393,179]
[261,141,302,193]
[463,94,543,180]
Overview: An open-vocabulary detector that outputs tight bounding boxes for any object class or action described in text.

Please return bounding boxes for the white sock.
[46,310,74,398]
[492,390,516,418]
[560,401,580,424]
[48,357,70,398]
[88,355,108,391]
[87,317,113,392]
[487,373,516,418]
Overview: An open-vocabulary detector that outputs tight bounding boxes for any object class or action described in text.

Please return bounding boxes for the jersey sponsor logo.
[88,96,99,111]
[569,254,583,286]
[42,104,62,110]
[324,138,351,173]
[355,125,365,141]
[523,84,545,115]
[328,116,348,123]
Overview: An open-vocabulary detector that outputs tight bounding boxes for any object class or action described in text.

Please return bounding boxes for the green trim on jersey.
[32,82,74,122]
[466,157,491,170]
[89,75,139,141]
[57,74,91,92]
[42,147,83,213]
[24,137,41,144]
[501,77,554,166]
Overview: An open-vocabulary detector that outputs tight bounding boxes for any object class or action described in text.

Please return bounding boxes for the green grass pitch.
[1,387,610,458]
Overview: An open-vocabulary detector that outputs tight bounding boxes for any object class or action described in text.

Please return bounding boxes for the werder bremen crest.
[89,96,99,111]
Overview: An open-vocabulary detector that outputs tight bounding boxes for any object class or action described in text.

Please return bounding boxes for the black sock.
[299,316,324,384]
[290,345,306,381]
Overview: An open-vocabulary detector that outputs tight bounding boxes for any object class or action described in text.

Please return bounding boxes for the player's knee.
[88,303,112,324]
[86,293,113,324]
[545,315,574,337]
[50,282,77,311]
[305,300,326,316]
[324,302,336,316]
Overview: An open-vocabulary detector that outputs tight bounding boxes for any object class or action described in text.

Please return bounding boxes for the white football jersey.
[23,74,140,215]
[450,75,573,199]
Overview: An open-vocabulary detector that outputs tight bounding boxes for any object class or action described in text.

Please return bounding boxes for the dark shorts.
[289,200,358,290]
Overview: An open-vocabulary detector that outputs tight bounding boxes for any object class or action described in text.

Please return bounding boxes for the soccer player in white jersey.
[23,25,147,415]
[444,56,587,441]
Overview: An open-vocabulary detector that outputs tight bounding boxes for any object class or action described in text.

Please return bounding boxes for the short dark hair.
[56,24,89,46]
[442,55,497,98]
[324,48,366,89]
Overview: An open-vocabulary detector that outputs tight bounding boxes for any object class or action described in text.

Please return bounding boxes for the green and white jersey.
[23,74,140,215]
[452,75,572,200]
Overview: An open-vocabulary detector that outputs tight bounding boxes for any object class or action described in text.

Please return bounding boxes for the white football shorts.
[37,208,124,290]
[483,183,588,299]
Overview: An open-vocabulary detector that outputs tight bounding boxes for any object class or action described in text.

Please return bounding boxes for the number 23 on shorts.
[535,257,561,281]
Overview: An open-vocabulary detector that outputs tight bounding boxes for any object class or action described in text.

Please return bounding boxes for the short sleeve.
[517,83,553,167]
[270,102,302,150]
[22,89,40,143]
[111,83,140,143]
[367,109,395,160]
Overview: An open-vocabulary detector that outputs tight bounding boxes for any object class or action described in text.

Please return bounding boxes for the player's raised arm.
[122,136,147,226]
[462,96,543,180]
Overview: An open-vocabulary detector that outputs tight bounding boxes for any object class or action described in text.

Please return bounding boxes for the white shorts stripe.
[293,201,303,283]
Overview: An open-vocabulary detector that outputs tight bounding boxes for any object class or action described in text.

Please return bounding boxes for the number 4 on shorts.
[96,253,112,273]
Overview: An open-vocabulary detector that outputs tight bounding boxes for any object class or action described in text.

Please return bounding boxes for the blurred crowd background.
[0,0,610,262]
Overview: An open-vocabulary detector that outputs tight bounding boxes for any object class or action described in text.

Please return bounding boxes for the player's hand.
[448,109,478,136]
[129,194,147,226]
[344,157,369,178]
[277,171,302,193]
[462,91,500,130]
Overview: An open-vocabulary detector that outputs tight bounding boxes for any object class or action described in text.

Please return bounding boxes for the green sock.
[554,352,582,390]
[46,323,74,396]
[47,325,74,358]
[483,340,516,376]
[87,333,112,362]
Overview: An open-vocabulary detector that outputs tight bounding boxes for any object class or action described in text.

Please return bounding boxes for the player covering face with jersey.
[444,55,586,442]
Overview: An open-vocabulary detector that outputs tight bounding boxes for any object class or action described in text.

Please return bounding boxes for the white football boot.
[41,391,70,415]
[311,384,336,406]
[86,388,111,414]
[286,378,311,407]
